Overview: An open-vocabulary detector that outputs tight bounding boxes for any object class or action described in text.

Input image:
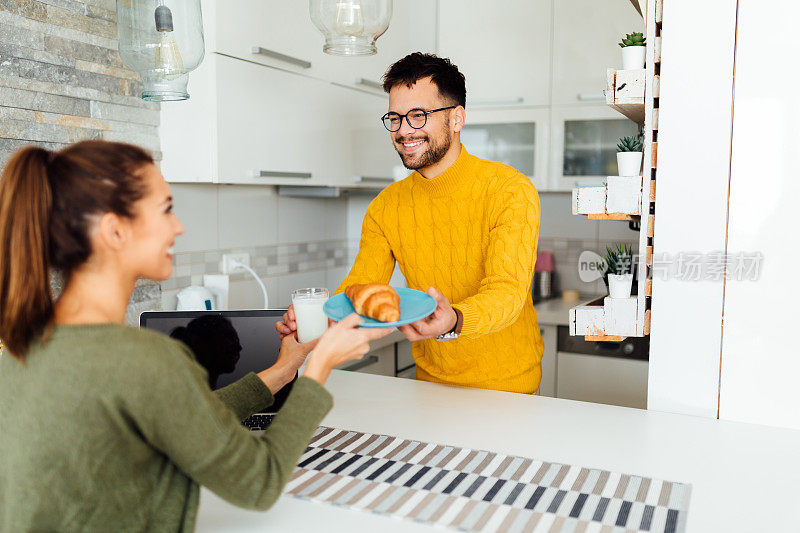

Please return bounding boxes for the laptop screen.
[139,310,295,411]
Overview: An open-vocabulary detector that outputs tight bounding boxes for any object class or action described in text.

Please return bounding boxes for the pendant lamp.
[116,0,205,101]
[310,0,392,56]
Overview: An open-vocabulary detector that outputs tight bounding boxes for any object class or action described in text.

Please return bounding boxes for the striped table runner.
[285,427,691,533]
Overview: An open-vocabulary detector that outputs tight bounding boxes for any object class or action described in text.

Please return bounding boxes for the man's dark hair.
[382,52,466,108]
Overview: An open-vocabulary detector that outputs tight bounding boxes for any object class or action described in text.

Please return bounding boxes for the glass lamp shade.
[310,0,392,56]
[116,0,205,101]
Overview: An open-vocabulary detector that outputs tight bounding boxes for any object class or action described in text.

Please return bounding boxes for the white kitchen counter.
[197,371,800,532]
[534,295,604,326]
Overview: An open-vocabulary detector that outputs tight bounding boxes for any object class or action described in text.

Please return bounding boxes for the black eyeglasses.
[381,106,457,132]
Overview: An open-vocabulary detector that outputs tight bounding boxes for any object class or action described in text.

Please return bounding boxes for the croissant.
[345,283,401,323]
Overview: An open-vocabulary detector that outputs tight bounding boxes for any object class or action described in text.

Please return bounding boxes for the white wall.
[717,0,800,429]
[645,0,738,418]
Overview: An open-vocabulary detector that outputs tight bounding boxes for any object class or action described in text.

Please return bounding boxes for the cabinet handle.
[467,97,524,106]
[342,355,379,372]
[354,176,394,183]
[252,170,312,179]
[251,46,312,69]
[355,78,383,91]
[577,93,606,101]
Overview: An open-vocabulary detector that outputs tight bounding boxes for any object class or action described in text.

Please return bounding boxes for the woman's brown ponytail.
[0,141,153,360]
[0,148,55,360]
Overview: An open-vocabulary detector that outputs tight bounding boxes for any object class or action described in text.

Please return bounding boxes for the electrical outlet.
[221,253,250,274]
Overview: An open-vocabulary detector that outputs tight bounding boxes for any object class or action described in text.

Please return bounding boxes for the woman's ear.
[97,212,131,252]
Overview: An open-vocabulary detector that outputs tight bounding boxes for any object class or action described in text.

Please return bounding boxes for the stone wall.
[1,0,162,323]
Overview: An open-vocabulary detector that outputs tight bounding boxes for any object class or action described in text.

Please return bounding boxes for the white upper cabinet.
[462,106,550,193]
[551,0,644,106]
[160,54,218,183]
[209,0,436,90]
[549,104,639,191]
[437,0,552,107]
[213,0,328,76]
[349,91,400,186]
[160,0,438,187]
[215,54,350,185]
[161,54,361,186]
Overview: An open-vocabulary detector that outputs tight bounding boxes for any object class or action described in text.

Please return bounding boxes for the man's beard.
[395,128,452,170]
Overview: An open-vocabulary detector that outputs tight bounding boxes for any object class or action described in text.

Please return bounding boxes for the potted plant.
[616,135,643,176]
[619,31,646,69]
[600,244,634,298]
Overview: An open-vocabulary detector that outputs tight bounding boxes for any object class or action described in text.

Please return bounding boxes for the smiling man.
[278,53,544,393]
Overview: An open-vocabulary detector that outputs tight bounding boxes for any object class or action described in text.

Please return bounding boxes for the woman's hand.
[303,314,393,385]
[257,335,319,394]
[275,305,297,340]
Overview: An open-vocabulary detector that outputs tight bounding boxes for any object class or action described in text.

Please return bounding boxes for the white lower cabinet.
[556,351,648,409]
[538,325,558,397]
[395,339,414,375]
[338,344,396,377]
[337,339,413,378]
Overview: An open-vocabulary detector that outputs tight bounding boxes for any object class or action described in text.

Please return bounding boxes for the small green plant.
[617,135,643,152]
[619,32,646,48]
[602,244,634,275]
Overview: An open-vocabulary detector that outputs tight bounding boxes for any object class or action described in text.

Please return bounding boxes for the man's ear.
[452,105,466,133]
[97,212,130,252]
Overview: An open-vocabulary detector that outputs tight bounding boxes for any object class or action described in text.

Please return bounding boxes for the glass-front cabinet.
[549,105,640,191]
[461,107,550,192]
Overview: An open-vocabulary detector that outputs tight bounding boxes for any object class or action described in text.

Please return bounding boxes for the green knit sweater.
[0,324,333,532]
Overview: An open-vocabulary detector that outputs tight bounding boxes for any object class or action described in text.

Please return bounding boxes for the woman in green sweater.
[0,140,390,532]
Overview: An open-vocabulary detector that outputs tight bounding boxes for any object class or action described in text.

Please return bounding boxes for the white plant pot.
[608,273,634,299]
[621,46,646,70]
[616,151,643,176]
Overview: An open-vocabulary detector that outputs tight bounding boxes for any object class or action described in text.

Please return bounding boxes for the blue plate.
[323,287,437,328]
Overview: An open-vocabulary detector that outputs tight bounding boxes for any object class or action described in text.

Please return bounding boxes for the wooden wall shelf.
[571,0,661,339]
[606,68,645,124]
[588,213,639,221]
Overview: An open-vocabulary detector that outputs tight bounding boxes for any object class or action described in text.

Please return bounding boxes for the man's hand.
[399,287,457,342]
[275,305,296,339]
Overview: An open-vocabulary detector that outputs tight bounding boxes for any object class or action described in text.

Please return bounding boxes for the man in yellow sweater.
[279,53,543,394]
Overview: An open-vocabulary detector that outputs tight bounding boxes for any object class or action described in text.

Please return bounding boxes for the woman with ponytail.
[0,140,390,531]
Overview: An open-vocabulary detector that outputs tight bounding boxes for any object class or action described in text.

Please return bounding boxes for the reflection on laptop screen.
[139,310,294,411]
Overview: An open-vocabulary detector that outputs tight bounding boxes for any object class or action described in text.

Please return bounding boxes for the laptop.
[139,309,295,431]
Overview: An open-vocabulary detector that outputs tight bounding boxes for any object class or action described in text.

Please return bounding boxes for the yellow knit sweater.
[336,146,543,393]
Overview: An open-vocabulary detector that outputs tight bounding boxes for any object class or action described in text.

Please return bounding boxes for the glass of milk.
[291,288,330,343]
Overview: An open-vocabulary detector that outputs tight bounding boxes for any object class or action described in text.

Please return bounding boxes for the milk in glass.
[292,288,329,343]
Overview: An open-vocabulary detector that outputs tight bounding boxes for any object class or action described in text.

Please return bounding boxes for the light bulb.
[334,0,364,36]
[153,4,183,80]
[154,32,184,79]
